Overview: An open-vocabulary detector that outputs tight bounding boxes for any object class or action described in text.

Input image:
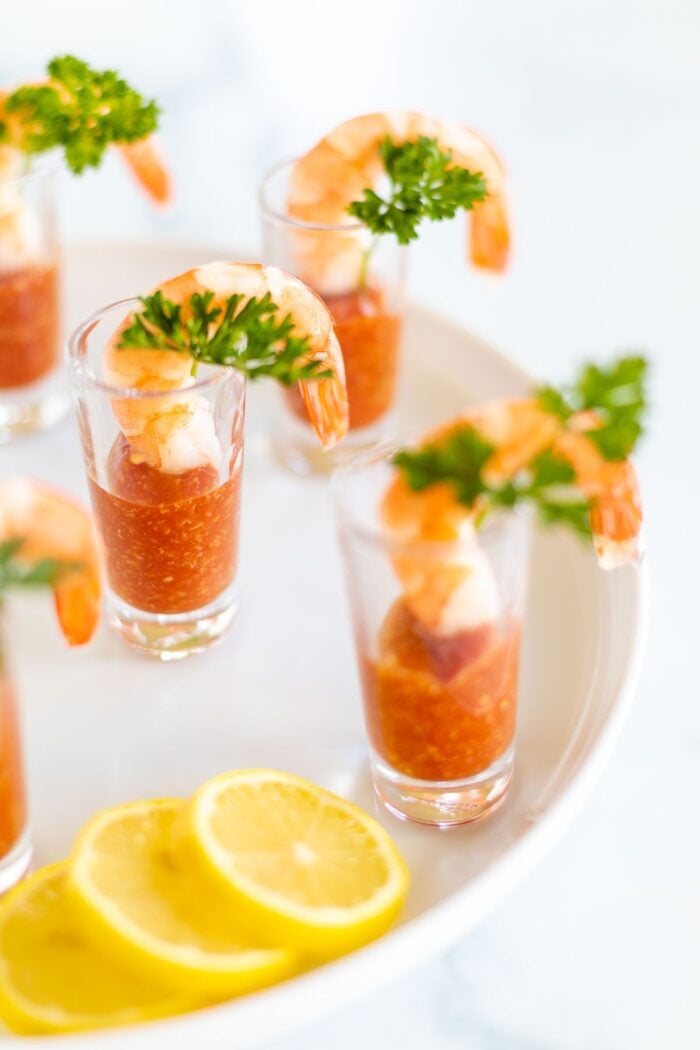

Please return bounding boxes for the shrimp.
[287,112,509,292]
[0,480,101,645]
[0,146,44,272]
[0,85,171,207]
[382,399,642,633]
[104,262,348,473]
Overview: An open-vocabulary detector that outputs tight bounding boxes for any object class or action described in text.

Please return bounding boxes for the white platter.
[1,241,647,1048]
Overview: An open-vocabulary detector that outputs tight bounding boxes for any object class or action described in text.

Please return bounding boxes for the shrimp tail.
[298,330,349,449]
[299,380,348,449]
[469,195,510,272]
[53,572,101,646]
[553,428,643,571]
[589,488,644,570]
[118,138,172,206]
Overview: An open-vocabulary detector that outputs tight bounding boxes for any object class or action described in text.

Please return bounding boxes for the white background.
[3,2,699,1047]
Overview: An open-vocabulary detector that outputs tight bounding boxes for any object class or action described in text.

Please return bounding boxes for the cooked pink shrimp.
[287,112,509,291]
[0,82,171,207]
[0,479,100,645]
[104,262,348,472]
[382,399,642,632]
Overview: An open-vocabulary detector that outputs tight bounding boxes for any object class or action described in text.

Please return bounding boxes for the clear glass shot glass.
[334,447,531,826]
[259,160,407,474]
[0,156,68,441]
[0,606,31,893]
[69,299,245,660]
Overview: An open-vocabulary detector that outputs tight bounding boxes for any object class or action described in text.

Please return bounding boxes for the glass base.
[0,371,70,443]
[272,409,396,476]
[370,746,514,827]
[0,827,32,895]
[108,583,238,661]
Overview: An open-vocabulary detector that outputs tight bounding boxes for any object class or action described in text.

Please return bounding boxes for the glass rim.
[68,296,242,399]
[332,442,530,555]
[0,151,57,187]
[258,157,367,234]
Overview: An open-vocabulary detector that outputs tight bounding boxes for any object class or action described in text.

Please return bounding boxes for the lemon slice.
[183,769,409,957]
[68,798,296,995]
[0,863,191,1035]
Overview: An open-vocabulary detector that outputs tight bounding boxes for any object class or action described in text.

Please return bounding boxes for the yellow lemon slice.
[183,769,409,957]
[68,798,296,995]
[0,862,191,1035]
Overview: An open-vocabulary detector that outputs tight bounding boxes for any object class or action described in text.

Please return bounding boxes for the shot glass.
[259,160,407,474]
[0,156,68,441]
[0,606,31,893]
[335,447,530,826]
[69,299,245,660]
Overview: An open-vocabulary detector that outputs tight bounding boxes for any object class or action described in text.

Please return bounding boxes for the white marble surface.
[2,2,699,1047]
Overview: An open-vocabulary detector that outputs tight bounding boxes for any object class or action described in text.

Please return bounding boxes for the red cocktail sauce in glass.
[362,599,519,781]
[89,438,241,615]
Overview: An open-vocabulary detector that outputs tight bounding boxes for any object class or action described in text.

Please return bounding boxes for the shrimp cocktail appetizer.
[0,55,169,440]
[260,111,509,472]
[336,355,647,825]
[0,479,100,892]
[70,262,347,659]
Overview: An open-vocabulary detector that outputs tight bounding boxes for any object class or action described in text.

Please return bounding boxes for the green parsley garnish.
[393,435,592,538]
[394,426,494,507]
[0,539,66,592]
[1,55,159,174]
[118,291,333,385]
[347,136,488,245]
[537,355,648,461]
[393,354,649,538]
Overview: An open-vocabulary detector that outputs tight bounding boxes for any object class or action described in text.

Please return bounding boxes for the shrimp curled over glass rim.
[102,261,349,474]
[0,83,170,205]
[286,111,510,291]
[0,479,101,645]
[381,398,643,632]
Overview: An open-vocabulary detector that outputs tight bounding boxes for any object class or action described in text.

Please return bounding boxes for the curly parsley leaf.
[393,432,592,539]
[348,136,488,244]
[525,452,591,537]
[537,354,648,461]
[393,427,493,505]
[5,55,159,174]
[118,291,332,386]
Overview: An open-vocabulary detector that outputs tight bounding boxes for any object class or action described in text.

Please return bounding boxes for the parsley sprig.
[394,434,592,538]
[0,539,66,591]
[537,355,647,461]
[118,291,332,386]
[0,55,159,174]
[347,136,488,244]
[393,354,649,539]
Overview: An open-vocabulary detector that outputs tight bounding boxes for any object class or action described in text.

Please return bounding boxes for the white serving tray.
[1,241,647,1048]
